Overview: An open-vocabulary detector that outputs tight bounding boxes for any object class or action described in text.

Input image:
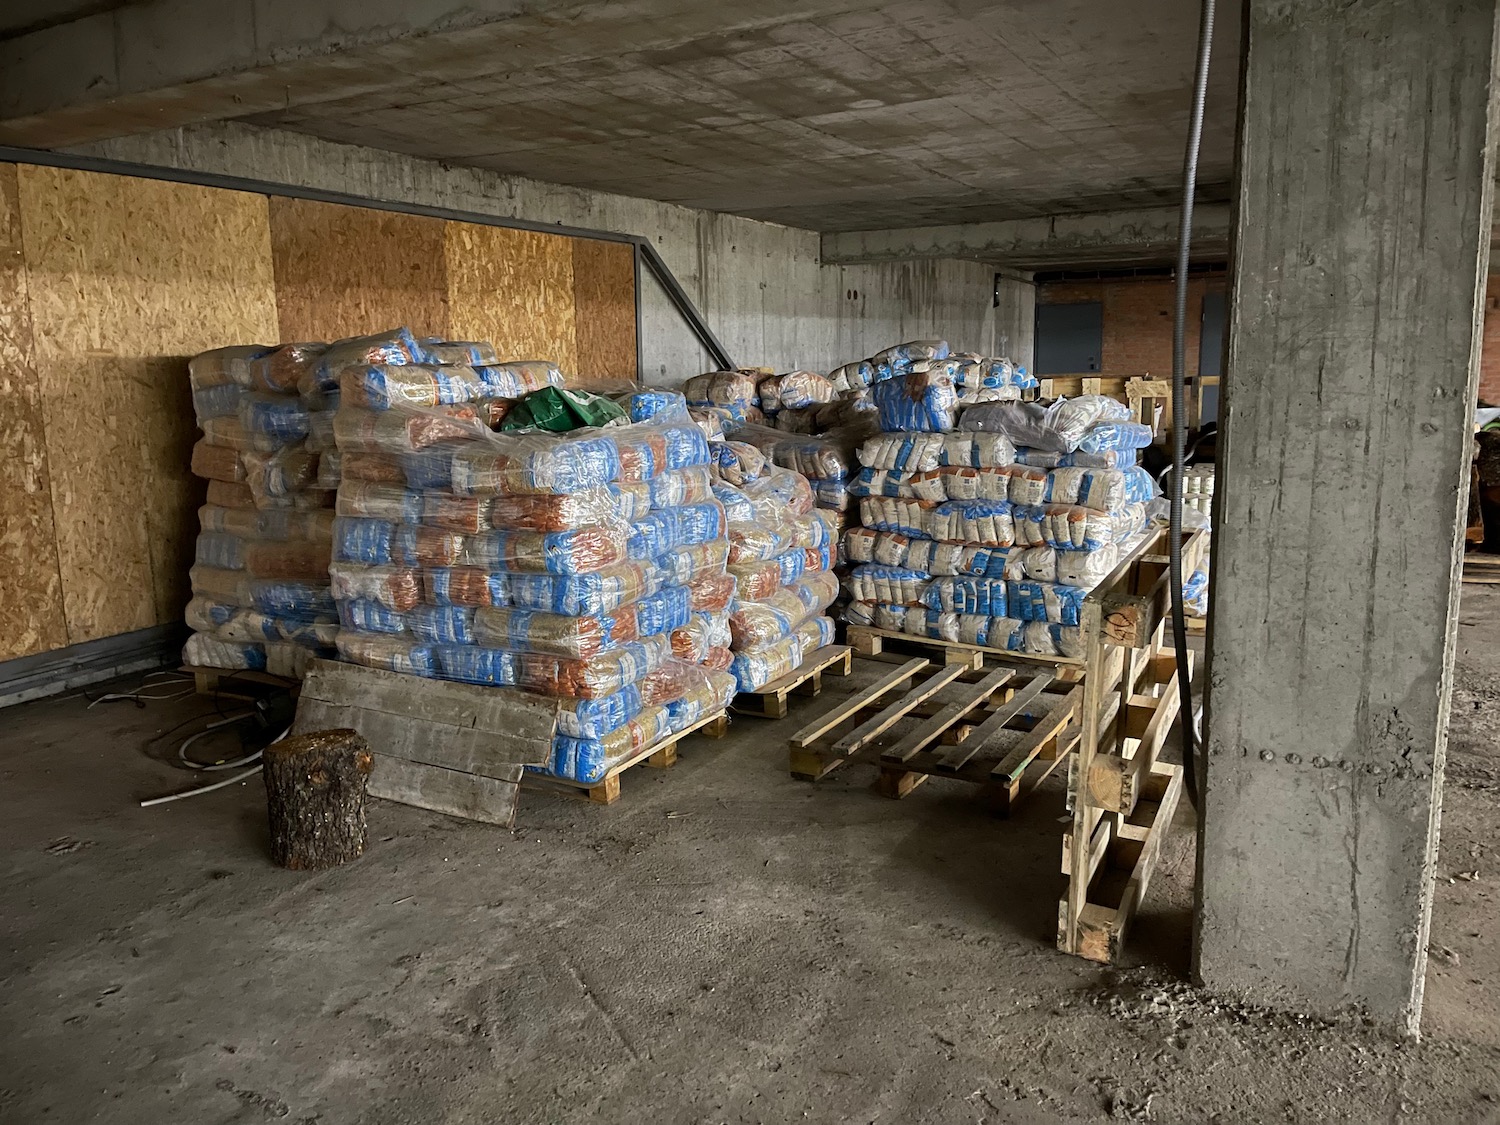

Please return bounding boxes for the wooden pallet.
[1058,618,1193,961]
[846,625,1082,668]
[1463,553,1500,584]
[184,664,299,700]
[787,657,1080,816]
[1059,761,1183,963]
[732,644,853,719]
[522,710,730,805]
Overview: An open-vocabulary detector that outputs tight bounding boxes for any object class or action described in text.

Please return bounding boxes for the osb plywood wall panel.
[269,196,449,343]
[18,164,278,645]
[445,222,579,377]
[572,238,638,387]
[0,165,67,661]
[6,166,640,662]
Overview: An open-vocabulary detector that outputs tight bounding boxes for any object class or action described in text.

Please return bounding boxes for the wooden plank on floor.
[293,659,557,779]
[368,758,524,828]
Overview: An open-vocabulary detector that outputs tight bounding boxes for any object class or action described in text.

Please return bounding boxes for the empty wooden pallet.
[787,656,1081,816]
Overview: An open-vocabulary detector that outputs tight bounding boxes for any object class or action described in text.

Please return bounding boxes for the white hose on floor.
[139,723,291,809]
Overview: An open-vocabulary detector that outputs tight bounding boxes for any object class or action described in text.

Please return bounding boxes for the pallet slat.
[881,667,1016,765]
[832,663,972,756]
[789,658,929,750]
[934,674,1054,772]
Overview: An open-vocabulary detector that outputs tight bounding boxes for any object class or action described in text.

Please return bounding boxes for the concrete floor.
[3,592,1500,1124]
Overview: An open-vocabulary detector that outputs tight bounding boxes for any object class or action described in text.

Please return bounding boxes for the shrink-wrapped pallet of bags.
[838,392,1156,658]
[326,346,734,784]
[183,336,357,676]
[722,418,877,525]
[705,441,839,691]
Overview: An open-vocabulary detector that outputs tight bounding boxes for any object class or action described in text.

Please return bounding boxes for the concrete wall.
[67,122,1013,385]
[1038,275,1226,376]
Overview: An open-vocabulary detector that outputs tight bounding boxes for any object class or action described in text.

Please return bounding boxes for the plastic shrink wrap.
[184,332,359,674]
[313,335,735,784]
[838,376,1154,657]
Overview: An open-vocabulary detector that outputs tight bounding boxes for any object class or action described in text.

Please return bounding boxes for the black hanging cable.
[1171,0,1215,808]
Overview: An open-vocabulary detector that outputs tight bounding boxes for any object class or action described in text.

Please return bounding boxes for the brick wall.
[1038,276,1226,376]
[1481,276,1500,405]
[1043,274,1500,403]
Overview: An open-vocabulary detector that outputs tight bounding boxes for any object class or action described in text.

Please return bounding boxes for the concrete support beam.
[1197,0,1499,1033]
[993,268,1036,370]
[818,205,1231,270]
[0,0,884,148]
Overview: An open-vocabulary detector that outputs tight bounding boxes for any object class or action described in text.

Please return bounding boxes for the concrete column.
[994,268,1036,372]
[1196,0,1499,1033]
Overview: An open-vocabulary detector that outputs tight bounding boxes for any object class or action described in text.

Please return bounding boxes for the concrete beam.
[0,0,886,148]
[1196,0,1498,1034]
[818,205,1232,269]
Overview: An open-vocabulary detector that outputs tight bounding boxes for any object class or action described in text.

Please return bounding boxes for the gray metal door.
[1034,301,1103,374]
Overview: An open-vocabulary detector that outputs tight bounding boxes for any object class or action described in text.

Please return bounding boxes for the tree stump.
[262,729,373,870]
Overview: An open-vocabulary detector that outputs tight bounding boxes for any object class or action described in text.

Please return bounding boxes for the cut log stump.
[263,729,374,870]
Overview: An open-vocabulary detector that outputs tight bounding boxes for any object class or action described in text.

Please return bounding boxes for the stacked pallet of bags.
[182,338,345,675]
[183,329,540,676]
[710,442,841,691]
[721,419,876,533]
[826,339,1037,400]
[841,393,1157,657]
[327,355,736,786]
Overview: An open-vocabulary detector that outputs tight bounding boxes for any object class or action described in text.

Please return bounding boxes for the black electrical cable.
[1171,0,1215,809]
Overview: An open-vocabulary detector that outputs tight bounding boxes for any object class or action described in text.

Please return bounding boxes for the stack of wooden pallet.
[784,527,1205,965]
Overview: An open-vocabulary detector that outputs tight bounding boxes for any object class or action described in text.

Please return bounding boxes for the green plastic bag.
[500,386,627,433]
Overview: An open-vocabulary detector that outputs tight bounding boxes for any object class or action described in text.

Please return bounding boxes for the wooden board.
[292,659,557,826]
[19,164,278,644]
[1462,553,1500,584]
[571,238,637,386]
[269,196,449,342]
[368,758,525,829]
[292,659,557,778]
[446,221,578,377]
[0,163,66,660]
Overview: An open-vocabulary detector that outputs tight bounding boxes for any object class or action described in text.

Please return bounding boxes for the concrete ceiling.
[0,0,1241,238]
[241,0,1242,232]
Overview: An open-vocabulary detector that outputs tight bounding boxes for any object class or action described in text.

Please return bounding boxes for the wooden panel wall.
[572,238,638,387]
[0,166,67,660]
[0,166,638,664]
[18,165,280,648]
[270,197,450,342]
[445,222,579,375]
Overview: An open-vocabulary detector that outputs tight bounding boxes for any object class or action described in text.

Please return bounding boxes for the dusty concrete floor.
[3,592,1500,1124]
